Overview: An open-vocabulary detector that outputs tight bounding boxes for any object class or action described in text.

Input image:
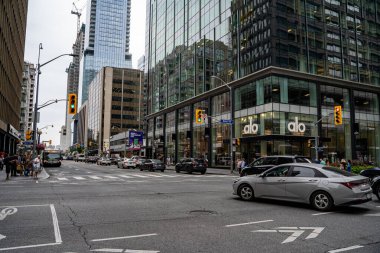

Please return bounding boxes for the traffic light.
[334,105,342,125]
[307,139,311,148]
[62,128,67,135]
[236,138,240,146]
[26,129,32,140]
[68,93,77,114]
[49,140,52,145]
[195,109,203,124]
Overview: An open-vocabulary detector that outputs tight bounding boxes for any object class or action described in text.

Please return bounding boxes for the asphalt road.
[0,161,379,253]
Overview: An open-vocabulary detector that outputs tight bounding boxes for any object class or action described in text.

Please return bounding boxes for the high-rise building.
[0,0,28,154]
[20,62,36,139]
[145,1,380,166]
[61,24,86,151]
[80,0,132,105]
[86,67,143,155]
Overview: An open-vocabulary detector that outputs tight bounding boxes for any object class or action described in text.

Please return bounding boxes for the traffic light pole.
[313,112,334,161]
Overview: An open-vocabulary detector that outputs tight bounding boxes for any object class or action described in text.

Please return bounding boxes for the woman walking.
[33,155,42,179]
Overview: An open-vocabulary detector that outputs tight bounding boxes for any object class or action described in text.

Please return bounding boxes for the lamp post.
[211,75,234,173]
[32,43,78,158]
[37,125,54,144]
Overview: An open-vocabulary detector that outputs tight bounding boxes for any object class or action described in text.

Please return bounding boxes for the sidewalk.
[166,165,238,176]
[1,168,50,182]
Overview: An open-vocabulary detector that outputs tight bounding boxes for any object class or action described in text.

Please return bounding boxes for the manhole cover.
[189,210,217,215]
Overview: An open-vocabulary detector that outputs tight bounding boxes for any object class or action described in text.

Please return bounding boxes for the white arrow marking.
[91,249,123,253]
[0,234,6,240]
[277,230,305,244]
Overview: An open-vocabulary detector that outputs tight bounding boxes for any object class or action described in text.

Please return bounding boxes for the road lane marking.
[89,176,102,180]
[364,213,380,216]
[104,176,119,179]
[0,242,61,251]
[328,245,364,253]
[91,249,123,252]
[119,175,133,178]
[129,174,149,178]
[252,227,324,244]
[50,204,62,243]
[57,178,69,181]
[312,212,332,216]
[225,220,273,227]
[144,174,164,177]
[91,249,159,253]
[91,233,158,242]
[73,177,85,180]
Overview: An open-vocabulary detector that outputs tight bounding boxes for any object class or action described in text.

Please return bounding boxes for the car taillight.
[339,182,360,189]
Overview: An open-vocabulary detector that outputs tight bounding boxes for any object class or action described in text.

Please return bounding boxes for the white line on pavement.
[89,176,102,180]
[129,174,149,178]
[225,220,273,227]
[73,176,85,180]
[364,213,380,216]
[328,245,364,253]
[0,242,61,251]
[144,174,164,177]
[312,212,332,216]
[104,176,119,179]
[91,233,158,242]
[50,204,62,243]
[91,249,123,252]
[57,178,69,181]
[0,204,50,208]
[119,175,133,178]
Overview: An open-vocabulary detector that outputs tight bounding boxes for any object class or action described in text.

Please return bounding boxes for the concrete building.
[20,62,35,139]
[87,67,143,155]
[61,24,86,151]
[79,0,133,105]
[144,0,380,166]
[0,0,28,154]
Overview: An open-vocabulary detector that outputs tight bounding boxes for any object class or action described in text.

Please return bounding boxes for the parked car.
[233,163,372,211]
[75,154,86,162]
[240,155,312,177]
[97,157,111,166]
[123,159,137,169]
[360,167,380,200]
[117,158,127,168]
[136,158,147,168]
[67,155,74,160]
[175,158,207,174]
[85,156,99,163]
[140,159,166,172]
[109,157,119,165]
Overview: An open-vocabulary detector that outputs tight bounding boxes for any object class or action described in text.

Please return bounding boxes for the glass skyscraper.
[145,0,380,166]
[80,0,132,104]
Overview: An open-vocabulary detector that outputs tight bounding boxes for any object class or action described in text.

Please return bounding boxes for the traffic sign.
[220,119,233,124]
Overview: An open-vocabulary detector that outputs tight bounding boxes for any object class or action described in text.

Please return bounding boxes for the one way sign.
[252,227,325,244]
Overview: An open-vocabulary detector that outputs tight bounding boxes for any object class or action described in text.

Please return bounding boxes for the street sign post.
[220,119,233,124]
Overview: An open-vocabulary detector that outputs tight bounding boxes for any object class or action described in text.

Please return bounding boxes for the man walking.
[0,154,4,171]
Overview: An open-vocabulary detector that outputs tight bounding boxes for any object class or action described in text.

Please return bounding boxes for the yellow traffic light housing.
[26,129,31,140]
[195,109,203,124]
[334,105,342,125]
[68,93,77,114]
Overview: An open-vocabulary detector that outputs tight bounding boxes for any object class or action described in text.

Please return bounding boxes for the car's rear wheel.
[238,184,254,201]
[310,191,333,211]
[161,169,164,172]
[201,170,206,175]
[175,168,180,173]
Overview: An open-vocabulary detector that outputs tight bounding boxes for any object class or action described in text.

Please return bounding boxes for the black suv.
[240,155,312,177]
[175,158,207,174]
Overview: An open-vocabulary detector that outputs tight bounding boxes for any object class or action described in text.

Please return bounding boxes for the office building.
[80,0,132,105]
[20,62,36,139]
[145,0,380,166]
[87,67,143,155]
[0,0,28,154]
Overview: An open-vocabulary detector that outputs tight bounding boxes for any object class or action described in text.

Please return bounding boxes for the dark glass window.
[265,166,290,177]
[277,157,293,164]
[290,166,316,177]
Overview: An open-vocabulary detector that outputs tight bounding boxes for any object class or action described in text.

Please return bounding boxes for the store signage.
[288,117,306,133]
[243,118,259,135]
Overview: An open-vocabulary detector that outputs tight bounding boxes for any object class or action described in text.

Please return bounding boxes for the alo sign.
[243,118,259,135]
[288,117,306,133]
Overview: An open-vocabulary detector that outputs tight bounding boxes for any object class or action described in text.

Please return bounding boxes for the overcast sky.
[24,0,146,146]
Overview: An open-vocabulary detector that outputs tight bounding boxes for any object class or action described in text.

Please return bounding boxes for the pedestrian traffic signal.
[195,109,203,124]
[68,93,77,114]
[334,105,342,125]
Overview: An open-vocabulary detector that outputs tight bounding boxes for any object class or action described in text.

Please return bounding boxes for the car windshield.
[321,166,356,177]
[46,153,61,160]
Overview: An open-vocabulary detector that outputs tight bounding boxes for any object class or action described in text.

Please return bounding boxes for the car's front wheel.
[238,184,254,201]
[310,191,333,211]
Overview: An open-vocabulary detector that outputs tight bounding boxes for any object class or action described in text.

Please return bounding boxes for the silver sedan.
[233,163,372,211]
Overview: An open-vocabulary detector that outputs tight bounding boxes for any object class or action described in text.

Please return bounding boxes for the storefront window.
[154,116,164,160]
[165,111,176,164]
[178,106,191,159]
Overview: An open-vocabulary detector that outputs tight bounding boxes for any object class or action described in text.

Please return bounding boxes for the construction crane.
[71,2,82,34]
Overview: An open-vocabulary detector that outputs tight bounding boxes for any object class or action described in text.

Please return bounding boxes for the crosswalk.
[53,173,231,183]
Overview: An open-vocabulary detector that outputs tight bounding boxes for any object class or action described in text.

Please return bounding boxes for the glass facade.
[145,0,380,166]
[81,0,132,104]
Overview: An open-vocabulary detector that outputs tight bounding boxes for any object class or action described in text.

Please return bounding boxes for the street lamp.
[211,75,234,173]
[32,43,79,158]
[37,125,54,144]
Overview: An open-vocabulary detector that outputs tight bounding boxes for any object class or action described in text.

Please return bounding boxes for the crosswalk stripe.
[104,176,119,179]
[89,176,102,180]
[57,178,68,181]
[144,173,164,177]
[73,176,85,180]
[129,174,148,178]
[156,174,176,177]
[119,175,133,179]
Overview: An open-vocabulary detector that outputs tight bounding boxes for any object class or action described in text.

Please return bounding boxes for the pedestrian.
[347,160,352,172]
[236,158,242,173]
[0,154,4,171]
[319,158,326,165]
[33,155,42,179]
[240,158,246,169]
[340,159,346,170]
[11,156,18,177]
